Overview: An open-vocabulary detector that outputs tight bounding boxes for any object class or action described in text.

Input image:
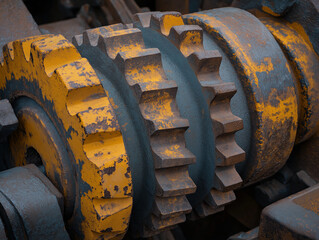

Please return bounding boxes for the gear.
[0,35,132,239]
[133,11,245,217]
[73,23,197,236]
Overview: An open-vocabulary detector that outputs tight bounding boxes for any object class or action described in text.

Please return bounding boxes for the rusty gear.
[0,35,132,239]
[132,11,245,218]
[73,23,197,236]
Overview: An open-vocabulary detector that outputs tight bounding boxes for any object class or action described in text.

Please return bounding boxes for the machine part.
[232,0,319,56]
[184,7,298,185]
[258,16,319,144]
[133,11,244,218]
[228,227,259,240]
[73,22,197,236]
[0,0,40,57]
[0,164,69,239]
[0,99,18,142]
[60,0,101,8]
[0,35,132,239]
[259,184,319,239]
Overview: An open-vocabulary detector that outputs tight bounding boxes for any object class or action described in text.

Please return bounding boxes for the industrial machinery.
[0,0,318,239]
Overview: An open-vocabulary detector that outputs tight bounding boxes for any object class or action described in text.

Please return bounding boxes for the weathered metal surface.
[259,17,319,144]
[105,0,143,24]
[0,99,18,142]
[132,11,244,219]
[184,8,298,185]
[259,184,319,239]
[232,0,319,56]
[73,22,196,236]
[0,35,132,239]
[0,0,40,58]
[0,164,69,239]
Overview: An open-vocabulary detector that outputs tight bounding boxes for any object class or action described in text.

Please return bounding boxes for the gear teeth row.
[74,24,196,234]
[0,35,132,239]
[135,12,245,217]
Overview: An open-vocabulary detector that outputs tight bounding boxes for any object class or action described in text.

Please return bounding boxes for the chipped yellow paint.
[0,35,132,239]
[262,17,319,143]
[179,30,203,57]
[160,14,184,35]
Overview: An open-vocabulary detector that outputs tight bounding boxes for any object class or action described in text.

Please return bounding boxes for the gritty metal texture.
[0,164,69,239]
[232,0,319,56]
[73,22,197,237]
[0,35,132,239]
[0,99,18,142]
[184,8,298,185]
[259,184,319,239]
[132,11,245,218]
[260,16,319,144]
[0,0,40,58]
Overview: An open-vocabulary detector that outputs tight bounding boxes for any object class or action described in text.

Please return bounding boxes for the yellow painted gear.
[0,35,132,239]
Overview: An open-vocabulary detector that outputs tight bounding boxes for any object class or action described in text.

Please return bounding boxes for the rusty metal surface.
[232,0,319,56]
[133,11,245,219]
[0,0,40,58]
[0,164,69,239]
[74,22,196,237]
[259,184,319,239]
[184,8,298,185]
[260,16,319,144]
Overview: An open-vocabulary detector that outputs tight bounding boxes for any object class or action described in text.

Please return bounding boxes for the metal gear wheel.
[0,34,132,239]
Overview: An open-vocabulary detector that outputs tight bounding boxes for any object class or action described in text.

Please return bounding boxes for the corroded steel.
[0,164,69,239]
[184,8,298,185]
[73,22,197,236]
[133,11,244,218]
[259,184,319,239]
[260,16,319,144]
[0,35,132,239]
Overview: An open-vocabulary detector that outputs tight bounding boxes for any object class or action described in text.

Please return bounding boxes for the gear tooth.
[216,135,245,166]
[152,134,196,168]
[150,12,184,36]
[153,196,192,219]
[214,166,242,191]
[83,24,126,47]
[188,50,222,81]
[194,202,224,218]
[133,12,160,28]
[92,198,132,233]
[168,25,203,57]
[72,34,83,47]
[30,35,81,76]
[114,48,166,84]
[97,28,144,59]
[205,189,236,208]
[148,214,186,231]
[155,167,196,197]
[3,42,14,61]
